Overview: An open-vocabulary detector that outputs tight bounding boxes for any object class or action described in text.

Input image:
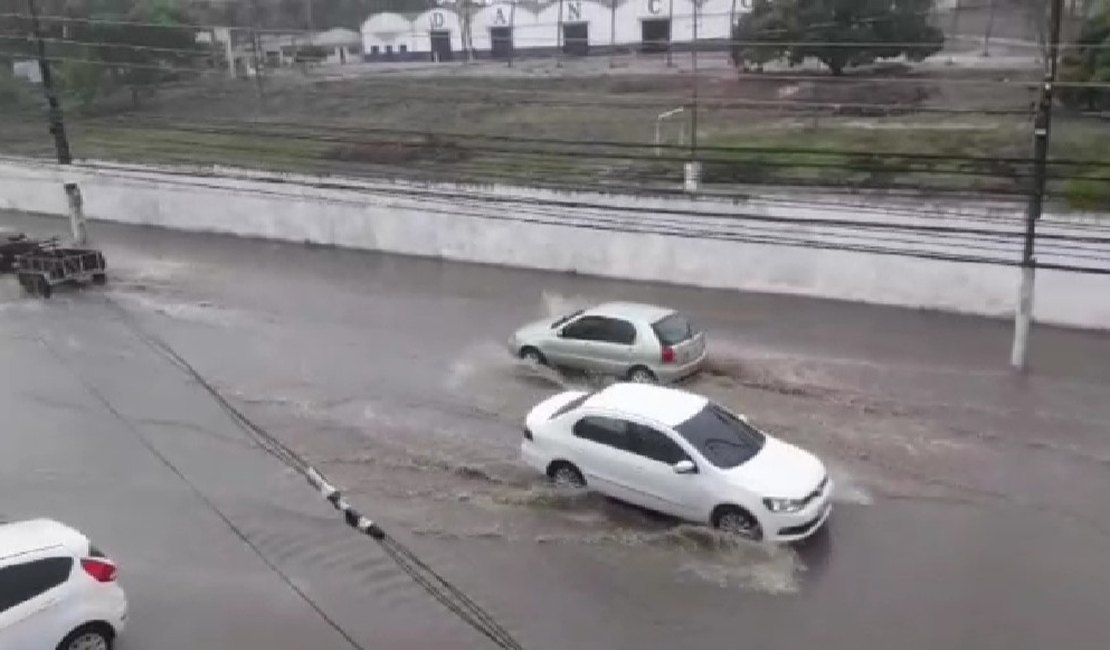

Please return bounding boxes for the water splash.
[539,290,595,319]
[827,464,875,506]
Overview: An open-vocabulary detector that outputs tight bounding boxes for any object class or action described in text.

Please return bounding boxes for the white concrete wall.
[1,156,1107,330]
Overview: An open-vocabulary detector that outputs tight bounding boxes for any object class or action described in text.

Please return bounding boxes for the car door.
[547,315,605,370]
[568,415,647,506]
[625,423,711,521]
[587,317,638,376]
[0,556,75,649]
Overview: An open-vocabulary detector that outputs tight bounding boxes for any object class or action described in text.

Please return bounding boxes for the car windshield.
[673,404,766,469]
[551,309,584,329]
[652,313,695,346]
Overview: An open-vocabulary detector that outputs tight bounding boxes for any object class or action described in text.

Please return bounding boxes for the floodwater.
[3,211,1110,650]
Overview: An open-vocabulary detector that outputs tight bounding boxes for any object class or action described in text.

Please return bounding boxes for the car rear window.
[652,313,695,346]
[552,392,593,419]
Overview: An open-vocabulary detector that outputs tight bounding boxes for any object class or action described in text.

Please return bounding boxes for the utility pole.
[27,0,87,244]
[609,0,616,68]
[1011,0,1064,370]
[508,0,517,68]
[690,0,698,158]
[685,0,700,193]
[666,0,674,67]
[982,0,996,56]
[556,0,564,67]
[247,0,265,100]
[27,0,70,165]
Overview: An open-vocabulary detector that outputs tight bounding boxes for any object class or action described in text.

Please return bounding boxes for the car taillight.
[523,427,533,440]
[661,346,676,364]
[81,558,117,583]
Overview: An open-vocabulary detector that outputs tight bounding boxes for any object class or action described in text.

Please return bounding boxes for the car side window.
[572,416,631,451]
[594,318,637,345]
[0,557,74,614]
[630,424,688,464]
[561,316,605,341]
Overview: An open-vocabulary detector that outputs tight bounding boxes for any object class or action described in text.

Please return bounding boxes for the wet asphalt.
[2,210,1110,650]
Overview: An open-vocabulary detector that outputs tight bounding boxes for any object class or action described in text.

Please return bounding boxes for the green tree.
[1060,2,1110,111]
[732,0,945,76]
[63,0,204,107]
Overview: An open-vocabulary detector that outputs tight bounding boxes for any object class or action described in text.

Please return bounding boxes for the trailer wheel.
[37,276,51,299]
[92,273,107,285]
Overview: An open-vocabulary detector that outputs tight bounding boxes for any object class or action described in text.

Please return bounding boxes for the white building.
[361,0,753,62]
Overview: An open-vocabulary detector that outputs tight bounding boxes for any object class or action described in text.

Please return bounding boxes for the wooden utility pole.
[1011,0,1064,369]
[690,0,698,159]
[27,0,87,244]
[27,0,71,165]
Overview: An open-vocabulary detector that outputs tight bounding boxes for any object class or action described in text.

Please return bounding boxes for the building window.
[400,44,408,53]
[386,45,393,54]
[370,45,379,55]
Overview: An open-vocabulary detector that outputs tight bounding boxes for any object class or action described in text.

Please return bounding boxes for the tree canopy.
[732,0,945,75]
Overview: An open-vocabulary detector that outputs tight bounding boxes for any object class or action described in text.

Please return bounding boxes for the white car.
[0,519,128,650]
[521,384,832,542]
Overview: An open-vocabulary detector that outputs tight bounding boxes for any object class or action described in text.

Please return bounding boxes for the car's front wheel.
[713,505,763,541]
[519,346,546,366]
[627,366,657,384]
[547,461,586,489]
[57,624,113,650]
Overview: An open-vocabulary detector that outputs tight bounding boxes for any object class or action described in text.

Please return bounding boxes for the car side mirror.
[556,328,566,338]
[738,413,750,424]
[673,459,697,474]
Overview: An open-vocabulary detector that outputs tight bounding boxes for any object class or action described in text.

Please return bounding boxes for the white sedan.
[521,384,832,542]
[0,519,128,650]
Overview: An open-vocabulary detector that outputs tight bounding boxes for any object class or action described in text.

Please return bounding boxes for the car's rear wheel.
[627,366,657,384]
[548,461,586,489]
[519,346,546,366]
[713,505,763,541]
[57,624,113,650]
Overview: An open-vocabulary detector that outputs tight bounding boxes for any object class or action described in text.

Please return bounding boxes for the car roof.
[586,302,675,323]
[583,383,708,426]
[0,519,88,561]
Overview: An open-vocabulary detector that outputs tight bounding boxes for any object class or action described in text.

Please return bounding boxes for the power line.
[78,117,1110,183]
[99,297,528,650]
[77,116,1073,167]
[34,158,1110,271]
[0,32,220,58]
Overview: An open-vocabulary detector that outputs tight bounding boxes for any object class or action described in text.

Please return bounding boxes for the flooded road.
[3,211,1110,650]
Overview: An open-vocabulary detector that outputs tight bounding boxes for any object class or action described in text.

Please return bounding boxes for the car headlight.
[763,497,806,513]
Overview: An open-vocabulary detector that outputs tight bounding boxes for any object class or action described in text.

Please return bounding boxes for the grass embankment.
[2,69,1108,208]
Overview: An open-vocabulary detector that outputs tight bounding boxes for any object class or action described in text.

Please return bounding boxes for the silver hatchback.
[508,302,707,383]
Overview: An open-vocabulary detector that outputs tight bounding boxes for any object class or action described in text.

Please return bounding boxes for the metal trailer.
[15,244,107,298]
[0,234,57,273]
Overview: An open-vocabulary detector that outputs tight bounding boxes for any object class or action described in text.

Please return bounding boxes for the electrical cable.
[97,297,528,650]
[54,124,1110,217]
[19,158,1105,273]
